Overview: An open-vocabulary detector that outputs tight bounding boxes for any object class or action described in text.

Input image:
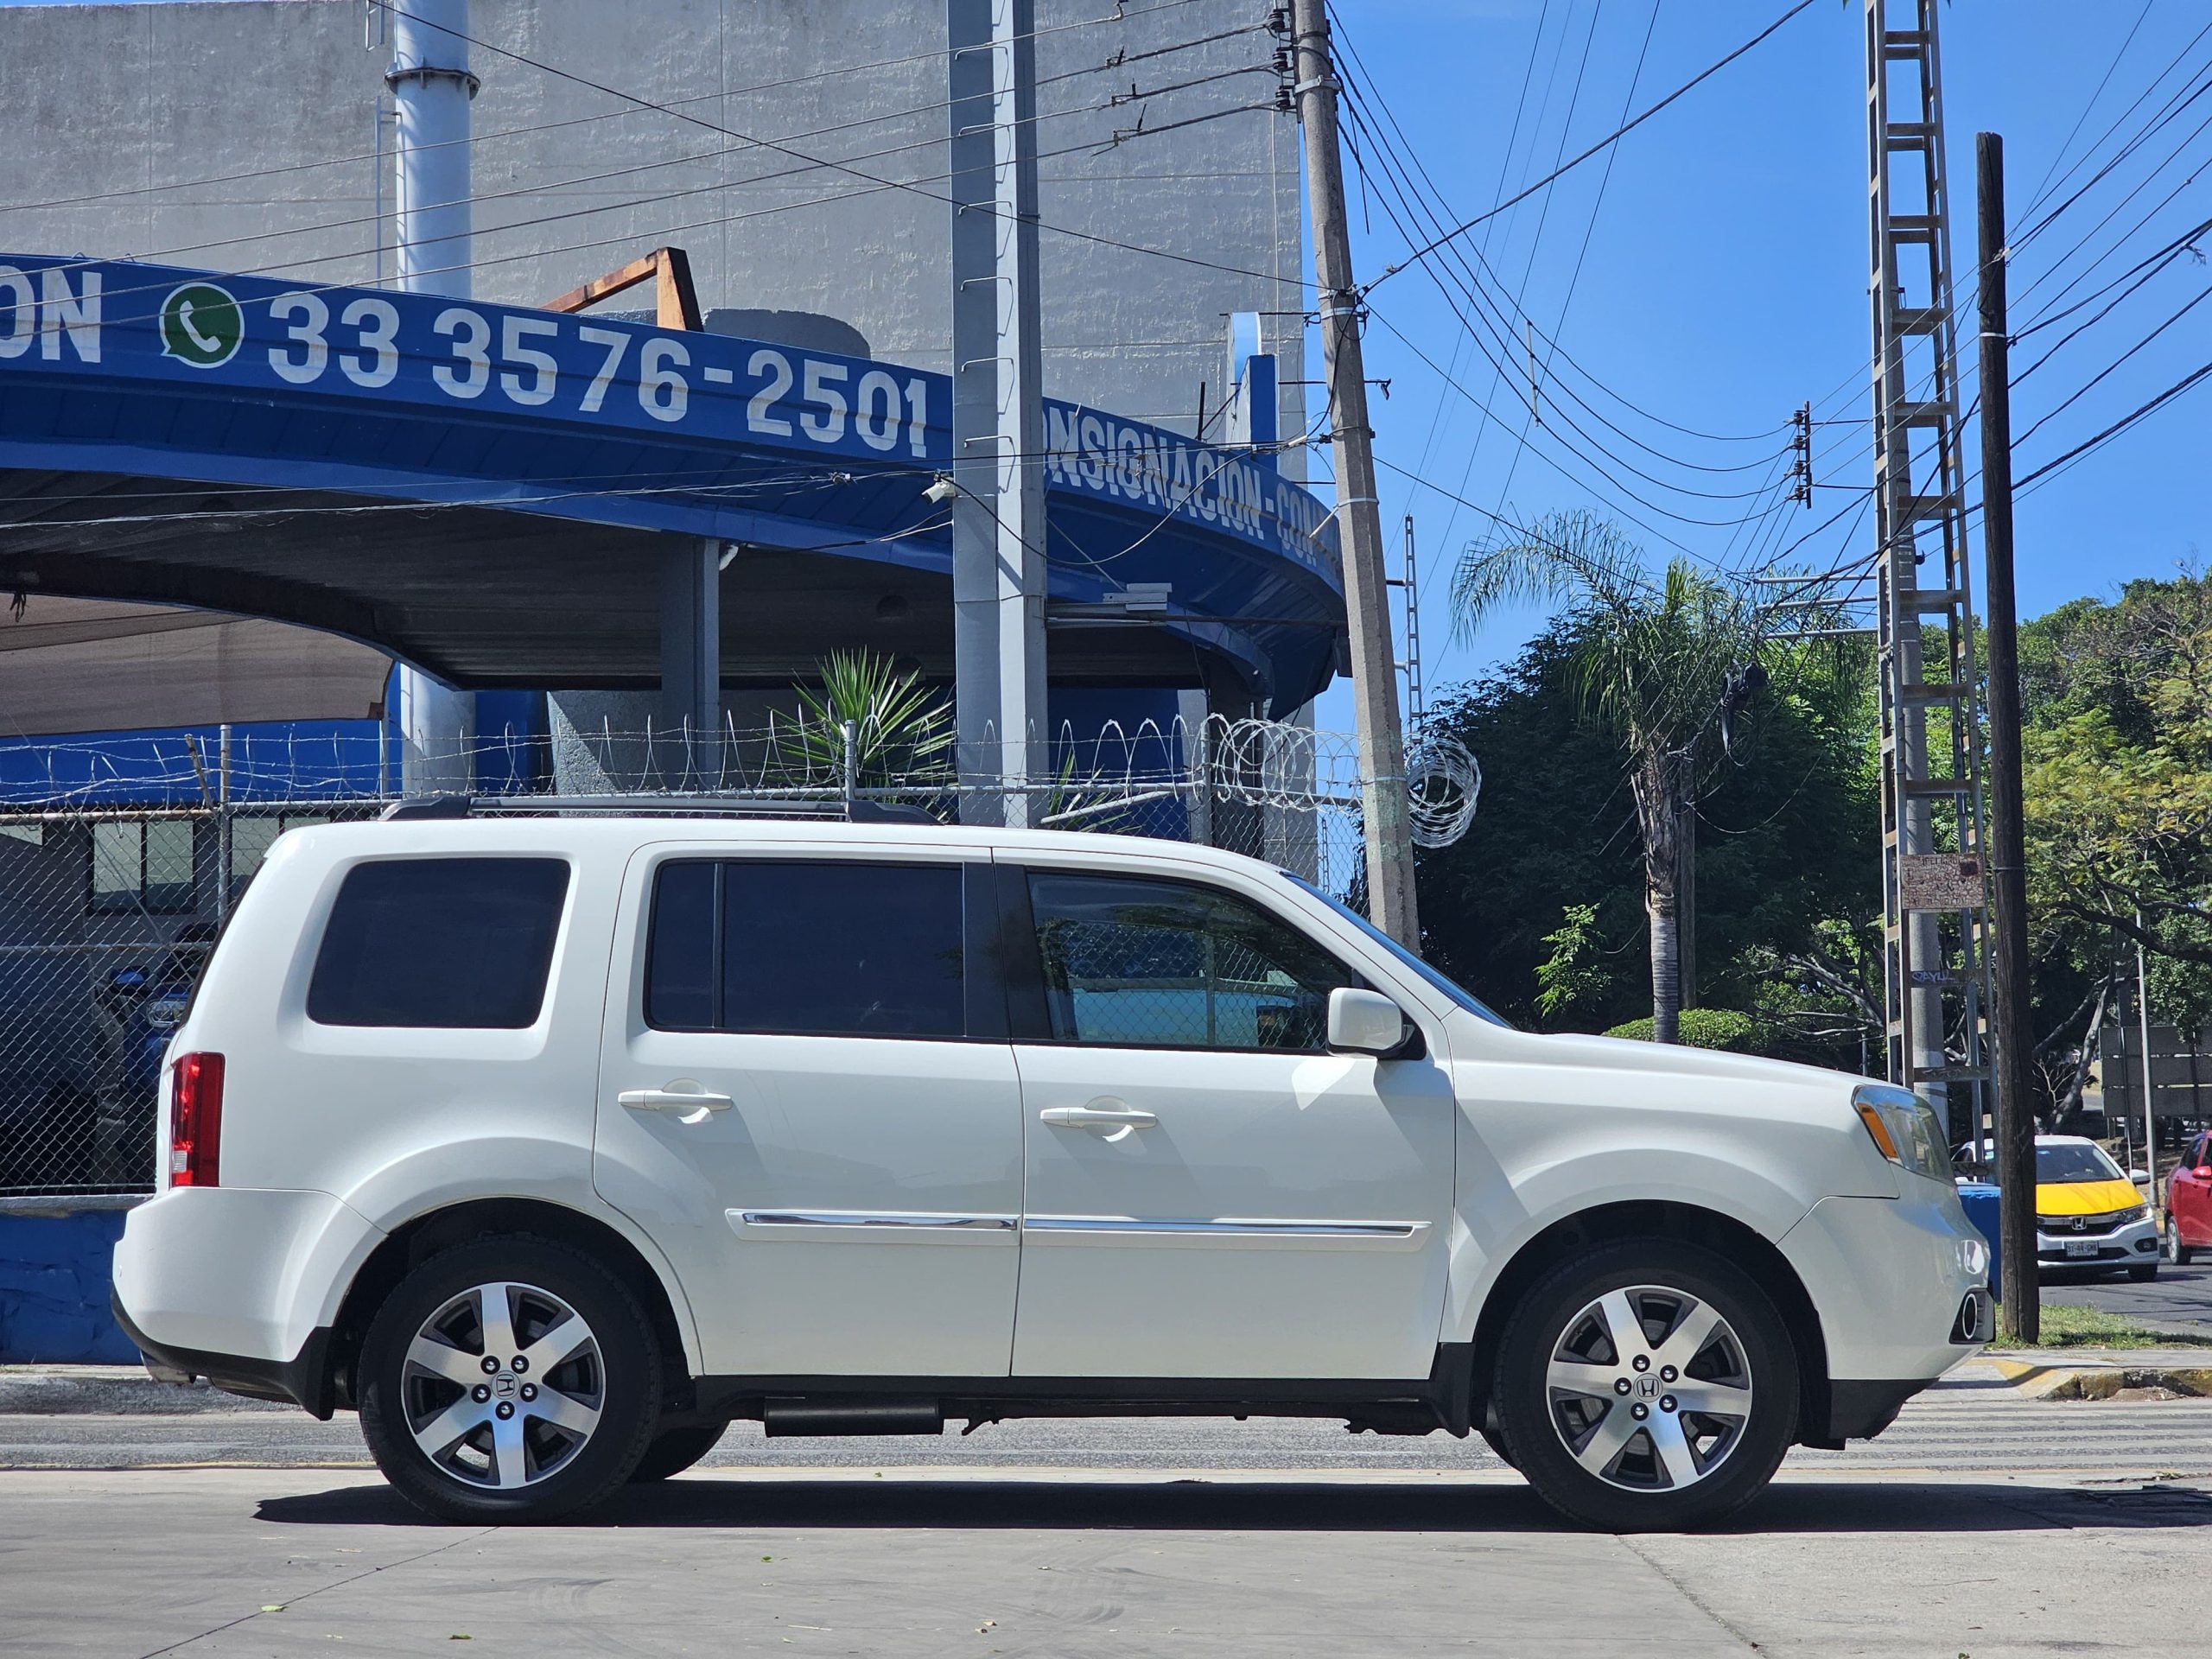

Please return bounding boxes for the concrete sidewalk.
[4,1464,2209,1658]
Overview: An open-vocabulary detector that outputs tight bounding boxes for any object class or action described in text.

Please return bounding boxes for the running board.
[760,1398,944,1438]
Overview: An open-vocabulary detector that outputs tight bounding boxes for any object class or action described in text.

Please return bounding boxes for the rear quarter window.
[307,857,570,1029]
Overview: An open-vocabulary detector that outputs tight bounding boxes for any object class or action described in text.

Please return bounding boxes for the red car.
[2166,1131,2212,1265]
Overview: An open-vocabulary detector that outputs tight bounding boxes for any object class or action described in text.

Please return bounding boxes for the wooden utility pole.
[1290,0,1421,948]
[1976,130,2037,1342]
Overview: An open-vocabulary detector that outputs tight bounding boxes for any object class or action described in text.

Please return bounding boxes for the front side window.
[1027,871,1353,1051]
[645,859,967,1039]
[307,857,570,1028]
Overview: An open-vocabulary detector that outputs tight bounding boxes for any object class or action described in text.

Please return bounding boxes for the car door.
[1003,857,1455,1382]
[2176,1134,2212,1247]
[594,841,1022,1378]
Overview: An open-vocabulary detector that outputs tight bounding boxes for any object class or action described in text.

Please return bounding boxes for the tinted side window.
[645,860,967,1039]
[1026,872,1354,1051]
[308,858,569,1028]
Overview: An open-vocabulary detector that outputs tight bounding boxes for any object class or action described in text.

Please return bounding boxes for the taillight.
[169,1052,225,1187]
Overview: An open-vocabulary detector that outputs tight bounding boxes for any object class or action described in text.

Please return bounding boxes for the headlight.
[1852,1083,1951,1185]
[2114,1203,2150,1224]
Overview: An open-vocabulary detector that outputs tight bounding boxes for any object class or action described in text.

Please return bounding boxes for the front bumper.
[1778,1187,1987,1381]
[2035,1212,2158,1269]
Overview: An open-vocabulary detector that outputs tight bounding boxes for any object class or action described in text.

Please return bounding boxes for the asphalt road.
[2044,1251,2212,1328]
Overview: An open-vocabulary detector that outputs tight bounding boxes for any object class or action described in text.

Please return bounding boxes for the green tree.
[1418,594,1878,1058]
[1452,513,1764,1043]
[2015,572,2212,1117]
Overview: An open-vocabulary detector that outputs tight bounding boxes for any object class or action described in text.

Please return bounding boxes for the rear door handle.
[1039,1104,1159,1132]
[620,1085,734,1122]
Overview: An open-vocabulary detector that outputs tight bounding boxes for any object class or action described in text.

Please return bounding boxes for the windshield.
[2035,1142,2126,1185]
[1282,873,1510,1027]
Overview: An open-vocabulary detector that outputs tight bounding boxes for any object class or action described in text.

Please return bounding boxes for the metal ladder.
[1865,0,1991,1141]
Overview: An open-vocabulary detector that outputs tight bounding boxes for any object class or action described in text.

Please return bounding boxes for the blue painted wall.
[0,1211,136,1363]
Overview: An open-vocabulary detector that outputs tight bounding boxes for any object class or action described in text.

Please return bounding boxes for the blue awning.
[0,255,1344,714]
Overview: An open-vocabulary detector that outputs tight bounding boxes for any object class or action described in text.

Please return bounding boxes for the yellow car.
[2035,1135,2158,1281]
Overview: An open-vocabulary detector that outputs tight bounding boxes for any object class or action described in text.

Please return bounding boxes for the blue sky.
[1321,0,2210,713]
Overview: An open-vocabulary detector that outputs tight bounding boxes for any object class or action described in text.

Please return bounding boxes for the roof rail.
[377,793,945,825]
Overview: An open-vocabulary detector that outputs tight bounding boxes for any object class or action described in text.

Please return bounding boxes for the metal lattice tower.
[1394,515,1426,731]
[1865,0,1990,1138]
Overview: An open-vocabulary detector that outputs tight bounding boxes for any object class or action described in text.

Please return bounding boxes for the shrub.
[1602,1008,1763,1052]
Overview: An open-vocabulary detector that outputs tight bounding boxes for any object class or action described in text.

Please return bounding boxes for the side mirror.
[2128,1168,2150,1184]
[1327,988,1414,1058]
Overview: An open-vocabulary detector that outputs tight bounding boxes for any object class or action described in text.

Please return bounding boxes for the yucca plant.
[774,649,954,792]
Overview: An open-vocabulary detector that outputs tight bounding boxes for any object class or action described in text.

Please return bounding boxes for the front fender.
[1443,1142,1820,1343]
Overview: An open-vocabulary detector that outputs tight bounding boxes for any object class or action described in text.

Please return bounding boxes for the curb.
[1974,1350,2212,1401]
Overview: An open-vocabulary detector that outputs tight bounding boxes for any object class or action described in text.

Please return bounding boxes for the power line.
[2015,351,2212,491]
[375,0,1306,292]
[1365,0,1819,296]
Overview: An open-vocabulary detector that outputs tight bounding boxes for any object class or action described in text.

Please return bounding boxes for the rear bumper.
[110,1185,381,1363]
[111,1293,336,1418]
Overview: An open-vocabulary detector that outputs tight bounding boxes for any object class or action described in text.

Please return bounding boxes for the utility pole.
[1290,0,1420,948]
[1976,131,2037,1342]
[387,0,477,794]
[948,0,1046,828]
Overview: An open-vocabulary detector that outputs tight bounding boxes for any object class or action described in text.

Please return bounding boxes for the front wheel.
[1491,1240,1799,1532]
[2127,1262,2159,1282]
[358,1236,664,1522]
[2167,1217,2196,1267]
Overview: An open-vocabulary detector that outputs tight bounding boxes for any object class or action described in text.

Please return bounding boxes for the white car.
[111,815,1989,1530]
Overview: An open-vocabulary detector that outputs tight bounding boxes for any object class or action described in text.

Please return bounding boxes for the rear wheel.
[630,1421,727,1483]
[1492,1240,1798,1532]
[2167,1216,2195,1267]
[358,1236,662,1522]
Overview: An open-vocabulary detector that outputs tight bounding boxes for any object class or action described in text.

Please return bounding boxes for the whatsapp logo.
[159,282,243,368]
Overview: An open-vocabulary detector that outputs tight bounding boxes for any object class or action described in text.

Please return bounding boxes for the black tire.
[629,1421,727,1483]
[2127,1262,2159,1282]
[1478,1424,1518,1469]
[1492,1239,1799,1533]
[2167,1216,2195,1267]
[358,1236,664,1522]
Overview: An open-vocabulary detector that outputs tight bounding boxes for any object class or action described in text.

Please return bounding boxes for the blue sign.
[0,255,1338,588]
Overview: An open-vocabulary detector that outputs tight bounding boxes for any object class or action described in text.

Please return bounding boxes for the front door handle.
[1040,1104,1159,1133]
[620,1084,734,1122]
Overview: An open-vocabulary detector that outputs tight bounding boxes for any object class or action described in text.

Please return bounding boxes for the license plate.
[2064,1238,2099,1258]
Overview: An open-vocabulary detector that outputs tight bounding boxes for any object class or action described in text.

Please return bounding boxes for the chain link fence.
[0,713,1445,1200]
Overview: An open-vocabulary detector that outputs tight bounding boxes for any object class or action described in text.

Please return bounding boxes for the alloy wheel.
[400,1281,605,1490]
[1544,1285,1754,1493]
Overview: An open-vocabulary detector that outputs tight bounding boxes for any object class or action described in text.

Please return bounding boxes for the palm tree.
[1452,512,1759,1044]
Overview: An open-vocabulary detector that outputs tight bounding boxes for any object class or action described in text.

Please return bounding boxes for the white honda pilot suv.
[112,814,1989,1530]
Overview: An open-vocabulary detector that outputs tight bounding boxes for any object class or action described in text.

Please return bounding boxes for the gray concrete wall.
[0,0,1306,461]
